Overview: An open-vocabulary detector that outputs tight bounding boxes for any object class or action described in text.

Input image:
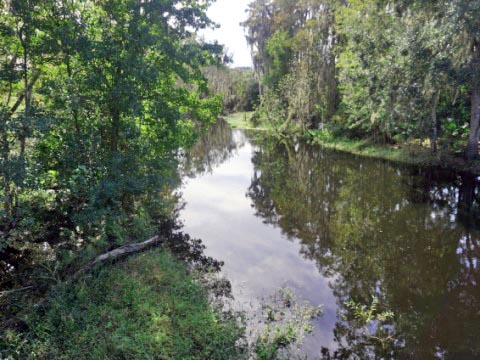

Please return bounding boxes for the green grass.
[224,112,269,131]
[1,250,243,359]
[308,130,480,174]
[225,113,480,173]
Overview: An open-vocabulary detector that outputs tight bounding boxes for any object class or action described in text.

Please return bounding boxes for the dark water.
[180,120,480,359]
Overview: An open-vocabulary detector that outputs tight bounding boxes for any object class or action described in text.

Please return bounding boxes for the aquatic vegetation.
[252,287,323,359]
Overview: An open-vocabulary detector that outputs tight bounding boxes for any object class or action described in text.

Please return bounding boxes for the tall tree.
[0,0,223,284]
[244,0,338,130]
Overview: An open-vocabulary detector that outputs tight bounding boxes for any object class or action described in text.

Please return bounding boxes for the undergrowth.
[0,250,243,359]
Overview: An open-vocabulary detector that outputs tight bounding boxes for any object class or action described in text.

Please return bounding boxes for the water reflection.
[248,138,480,358]
[181,122,480,359]
[181,119,243,178]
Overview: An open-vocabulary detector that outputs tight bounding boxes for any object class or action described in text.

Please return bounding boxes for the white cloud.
[199,0,253,68]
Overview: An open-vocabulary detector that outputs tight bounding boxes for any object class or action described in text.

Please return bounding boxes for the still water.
[180,120,480,359]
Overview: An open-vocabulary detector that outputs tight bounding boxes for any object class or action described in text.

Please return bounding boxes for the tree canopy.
[0,0,222,289]
[243,0,480,158]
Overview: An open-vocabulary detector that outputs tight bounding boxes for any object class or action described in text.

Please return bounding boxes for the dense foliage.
[203,65,260,114]
[243,0,337,132]
[243,0,480,159]
[0,0,222,287]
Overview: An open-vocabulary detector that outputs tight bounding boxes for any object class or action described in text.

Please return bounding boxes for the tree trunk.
[0,115,12,224]
[111,108,120,152]
[19,37,29,161]
[8,70,41,117]
[466,88,480,160]
[66,55,81,136]
[431,92,439,154]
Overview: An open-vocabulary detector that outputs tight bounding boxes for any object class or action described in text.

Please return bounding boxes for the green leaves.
[244,0,337,129]
[0,0,223,288]
[244,0,478,155]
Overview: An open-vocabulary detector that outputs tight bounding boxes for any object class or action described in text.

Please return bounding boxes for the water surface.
[180,120,480,359]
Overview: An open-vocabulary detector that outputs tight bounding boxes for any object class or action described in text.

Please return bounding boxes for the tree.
[244,0,338,130]
[0,0,224,287]
[445,0,480,159]
[243,0,275,95]
[396,0,480,157]
[203,65,260,113]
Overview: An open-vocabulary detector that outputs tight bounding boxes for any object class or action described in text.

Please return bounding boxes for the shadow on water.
[246,136,480,359]
[180,119,480,358]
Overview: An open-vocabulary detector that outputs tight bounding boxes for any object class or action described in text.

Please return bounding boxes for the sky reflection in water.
[180,124,480,358]
[181,131,338,353]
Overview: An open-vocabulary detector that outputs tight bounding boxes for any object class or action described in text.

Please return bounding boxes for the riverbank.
[1,250,243,359]
[225,112,480,175]
[224,112,269,131]
[309,134,480,175]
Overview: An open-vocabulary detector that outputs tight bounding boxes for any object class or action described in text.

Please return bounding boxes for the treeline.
[0,0,222,287]
[243,0,480,159]
[203,65,259,113]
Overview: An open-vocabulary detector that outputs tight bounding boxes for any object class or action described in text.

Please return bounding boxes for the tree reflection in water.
[181,118,244,178]
[247,137,480,358]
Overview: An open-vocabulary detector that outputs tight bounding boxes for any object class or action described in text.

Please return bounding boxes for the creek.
[181,120,480,358]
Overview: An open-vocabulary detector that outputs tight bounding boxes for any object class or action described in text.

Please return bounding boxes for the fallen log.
[72,235,163,280]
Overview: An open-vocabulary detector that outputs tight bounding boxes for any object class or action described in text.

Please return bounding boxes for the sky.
[199,0,253,68]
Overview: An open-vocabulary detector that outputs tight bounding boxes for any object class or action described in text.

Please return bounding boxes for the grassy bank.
[308,131,480,174]
[225,113,480,174]
[1,250,243,359]
[224,112,269,131]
